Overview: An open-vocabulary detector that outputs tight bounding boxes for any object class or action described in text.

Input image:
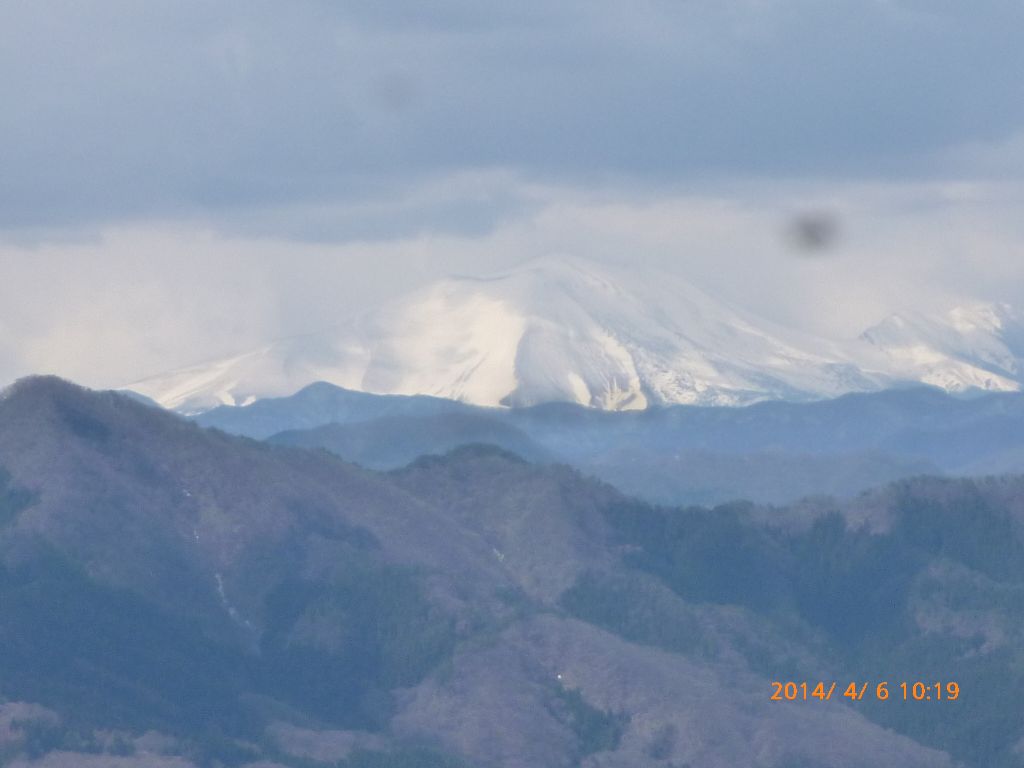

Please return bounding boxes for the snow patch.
[215,572,253,629]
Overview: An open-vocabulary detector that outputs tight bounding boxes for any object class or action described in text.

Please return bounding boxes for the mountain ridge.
[192,379,1024,506]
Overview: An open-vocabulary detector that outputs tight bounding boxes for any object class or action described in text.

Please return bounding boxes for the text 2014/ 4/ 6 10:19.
[770,681,960,702]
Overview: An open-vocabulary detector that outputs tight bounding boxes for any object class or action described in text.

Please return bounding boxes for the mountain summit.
[127,258,1024,413]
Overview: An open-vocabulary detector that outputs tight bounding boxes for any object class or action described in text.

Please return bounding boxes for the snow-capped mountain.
[126,258,1024,414]
[858,303,1024,393]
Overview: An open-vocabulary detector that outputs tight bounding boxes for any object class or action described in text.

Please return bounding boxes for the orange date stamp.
[770,681,960,702]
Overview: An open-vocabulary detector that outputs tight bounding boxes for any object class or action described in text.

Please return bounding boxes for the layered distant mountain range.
[182,381,1024,506]
[126,258,1024,415]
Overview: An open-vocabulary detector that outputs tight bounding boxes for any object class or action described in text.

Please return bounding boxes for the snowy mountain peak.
[126,260,1024,414]
[859,301,1023,393]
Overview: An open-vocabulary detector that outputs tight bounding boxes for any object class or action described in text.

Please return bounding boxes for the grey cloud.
[2,0,1024,237]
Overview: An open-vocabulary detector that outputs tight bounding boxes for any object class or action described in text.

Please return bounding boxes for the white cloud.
[1,177,1022,389]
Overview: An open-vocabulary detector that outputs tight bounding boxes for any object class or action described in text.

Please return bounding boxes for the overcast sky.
[2,0,1023,387]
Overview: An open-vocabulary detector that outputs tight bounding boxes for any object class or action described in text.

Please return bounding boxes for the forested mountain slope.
[2,378,1023,766]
